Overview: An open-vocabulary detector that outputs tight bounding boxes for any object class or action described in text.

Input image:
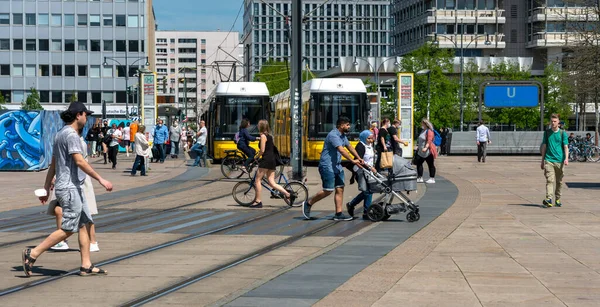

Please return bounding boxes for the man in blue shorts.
[303,117,363,221]
[22,101,113,277]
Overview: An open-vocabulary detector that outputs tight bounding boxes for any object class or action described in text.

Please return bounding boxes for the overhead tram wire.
[203,1,244,62]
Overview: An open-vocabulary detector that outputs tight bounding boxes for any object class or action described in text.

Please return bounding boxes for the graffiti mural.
[0,110,95,171]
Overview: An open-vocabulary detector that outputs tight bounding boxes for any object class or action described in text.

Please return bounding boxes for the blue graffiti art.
[0,111,43,171]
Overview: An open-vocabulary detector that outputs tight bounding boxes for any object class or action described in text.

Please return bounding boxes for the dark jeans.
[156,143,166,162]
[415,154,436,178]
[131,155,146,176]
[349,191,373,214]
[170,141,180,155]
[477,142,487,162]
[109,145,119,168]
[238,145,256,168]
[191,143,206,167]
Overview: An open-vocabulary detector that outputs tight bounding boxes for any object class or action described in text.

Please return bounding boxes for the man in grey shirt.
[169,121,182,158]
[22,102,113,277]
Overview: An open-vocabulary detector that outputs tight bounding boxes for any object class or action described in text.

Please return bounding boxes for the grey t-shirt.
[417,130,430,158]
[170,125,181,141]
[54,126,86,190]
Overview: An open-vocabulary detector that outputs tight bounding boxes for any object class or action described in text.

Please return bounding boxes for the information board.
[397,73,414,158]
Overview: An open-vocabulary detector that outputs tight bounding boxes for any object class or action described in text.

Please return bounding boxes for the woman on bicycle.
[250,120,295,208]
[237,119,257,172]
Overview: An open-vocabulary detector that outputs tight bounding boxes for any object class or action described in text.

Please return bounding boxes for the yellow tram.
[272,78,370,161]
[206,82,270,160]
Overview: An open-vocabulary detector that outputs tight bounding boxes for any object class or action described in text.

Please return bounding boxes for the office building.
[154,31,242,120]
[243,0,391,79]
[0,0,156,117]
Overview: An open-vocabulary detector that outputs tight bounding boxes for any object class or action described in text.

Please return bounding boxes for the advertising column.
[398,73,414,158]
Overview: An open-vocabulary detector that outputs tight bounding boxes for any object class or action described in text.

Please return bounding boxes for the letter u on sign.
[507,87,516,98]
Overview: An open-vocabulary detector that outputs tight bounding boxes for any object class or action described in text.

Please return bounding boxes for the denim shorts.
[319,166,345,191]
[55,188,93,233]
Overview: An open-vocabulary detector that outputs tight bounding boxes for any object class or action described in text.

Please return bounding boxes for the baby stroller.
[360,156,420,222]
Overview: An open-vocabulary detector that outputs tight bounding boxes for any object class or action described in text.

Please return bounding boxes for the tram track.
[0,204,299,297]
[0,178,228,248]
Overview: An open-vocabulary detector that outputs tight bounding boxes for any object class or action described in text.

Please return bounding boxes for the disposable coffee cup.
[34,189,47,197]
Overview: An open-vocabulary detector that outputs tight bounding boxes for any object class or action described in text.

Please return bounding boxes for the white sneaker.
[425,178,436,184]
[90,242,100,252]
[51,240,69,250]
[417,177,424,183]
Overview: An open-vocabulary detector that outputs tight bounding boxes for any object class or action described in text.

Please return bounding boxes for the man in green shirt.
[540,113,569,208]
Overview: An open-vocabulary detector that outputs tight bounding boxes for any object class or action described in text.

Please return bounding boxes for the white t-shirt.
[197,126,208,145]
[123,127,131,141]
[109,129,122,147]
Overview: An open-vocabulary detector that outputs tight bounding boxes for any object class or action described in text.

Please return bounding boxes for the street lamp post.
[434,25,492,131]
[353,57,399,121]
[417,69,431,119]
[103,55,149,120]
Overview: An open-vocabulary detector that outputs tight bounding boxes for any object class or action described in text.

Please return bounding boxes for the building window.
[90,15,100,26]
[52,91,62,103]
[38,14,49,25]
[13,39,23,50]
[116,91,126,103]
[26,39,36,51]
[0,39,8,50]
[13,65,23,77]
[51,14,61,26]
[65,65,75,77]
[128,66,137,77]
[64,92,75,103]
[26,14,36,25]
[102,92,114,104]
[170,39,175,43]
[129,40,139,52]
[65,39,75,51]
[78,65,87,76]
[91,92,101,104]
[0,64,9,76]
[78,91,87,103]
[127,15,138,27]
[103,14,113,26]
[13,13,23,25]
[103,40,113,51]
[52,65,62,76]
[77,14,87,26]
[78,40,87,51]
[102,65,113,77]
[13,91,25,103]
[170,59,175,64]
[116,65,126,77]
[65,14,74,26]
[0,14,9,25]
[90,40,101,51]
[39,65,49,76]
[38,39,49,51]
[116,15,126,27]
[90,65,100,78]
[40,91,49,103]
[116,40,126,52]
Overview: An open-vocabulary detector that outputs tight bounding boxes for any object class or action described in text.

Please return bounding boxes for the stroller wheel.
[381,212,391,221]
[406,211,420,222]
[367,204,385,222]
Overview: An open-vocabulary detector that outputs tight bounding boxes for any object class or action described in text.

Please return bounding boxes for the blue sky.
[153,0,243,32]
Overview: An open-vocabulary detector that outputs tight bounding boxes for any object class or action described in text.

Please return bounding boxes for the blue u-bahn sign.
[484,85,539,108]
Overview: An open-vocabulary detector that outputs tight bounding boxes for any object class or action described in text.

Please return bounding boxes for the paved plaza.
[0,155,599,306]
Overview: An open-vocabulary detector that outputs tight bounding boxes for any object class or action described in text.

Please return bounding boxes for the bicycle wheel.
[568,148,578,162]
[221,155,245,179]
[232,181,256,206]
[589,147,600,162]
[577,149,587,162]
[284,181,308,207]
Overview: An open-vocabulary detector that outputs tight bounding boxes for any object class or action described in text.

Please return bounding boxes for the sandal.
[79,264,108,276]
[22,248,36,277]
[249,201,263,208]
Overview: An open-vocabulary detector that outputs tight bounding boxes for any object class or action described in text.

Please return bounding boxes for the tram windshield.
[308,93,366,139]
[218,96,266,135]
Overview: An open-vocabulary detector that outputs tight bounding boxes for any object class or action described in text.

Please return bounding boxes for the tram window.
[311,94,362,135]
[221,97,264,134]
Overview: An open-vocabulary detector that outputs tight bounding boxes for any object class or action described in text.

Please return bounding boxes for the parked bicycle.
[220,149,284,179]
[568,136,600,162]
[232,167,308,207]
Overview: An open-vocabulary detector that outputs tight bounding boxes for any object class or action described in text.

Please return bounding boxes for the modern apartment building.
[154,31,242,120]
[0,0,156,117]
[243,0,391,79]
[391,0,598,70]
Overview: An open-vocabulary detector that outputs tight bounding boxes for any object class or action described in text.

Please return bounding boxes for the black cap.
[66,101,94,115]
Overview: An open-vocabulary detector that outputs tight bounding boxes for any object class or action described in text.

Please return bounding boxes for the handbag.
[273,145,284,166]
[380,151,394,169]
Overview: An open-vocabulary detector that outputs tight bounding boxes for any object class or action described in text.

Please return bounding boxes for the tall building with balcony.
[154,31,242,120]
[0,0,156,117]
[243,0,391,79]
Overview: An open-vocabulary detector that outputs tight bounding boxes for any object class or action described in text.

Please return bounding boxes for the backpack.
[428,129,442,147]
[234,132,240,144]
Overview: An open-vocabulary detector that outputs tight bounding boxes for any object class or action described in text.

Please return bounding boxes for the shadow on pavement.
[565,182,600,190]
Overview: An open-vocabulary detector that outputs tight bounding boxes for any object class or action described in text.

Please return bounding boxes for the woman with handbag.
[346,130,377,220]
[249,120,295,208]
[415,118,438,184]
[375,118,392,171]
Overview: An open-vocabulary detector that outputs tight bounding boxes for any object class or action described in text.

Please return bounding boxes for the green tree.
[400,44,459,130]
[254,59,313,96]
[21,87,43,111]
[68,91,78,103]
[0,92,6,110]
[537,62,573,128]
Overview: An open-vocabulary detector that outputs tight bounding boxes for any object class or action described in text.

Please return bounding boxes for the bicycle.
[231,167,308,207]
[220,149,284,179]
